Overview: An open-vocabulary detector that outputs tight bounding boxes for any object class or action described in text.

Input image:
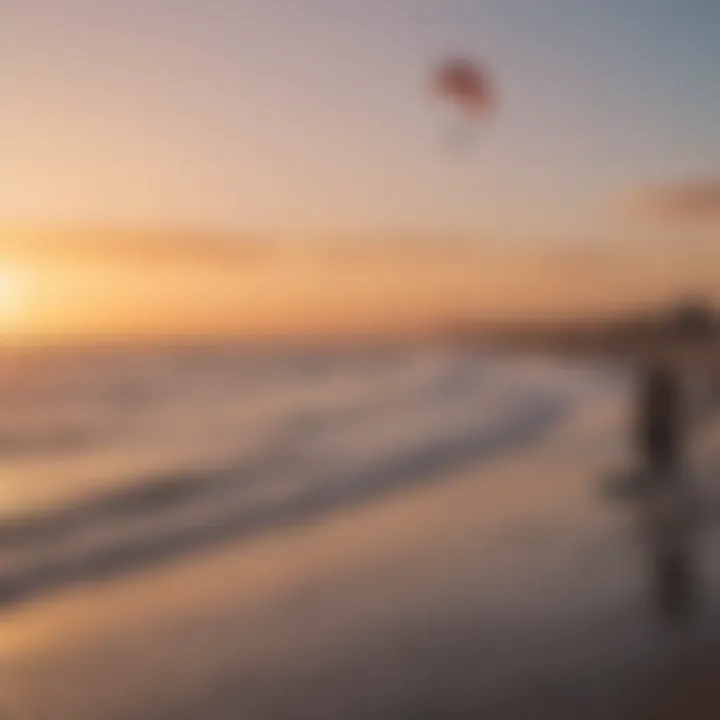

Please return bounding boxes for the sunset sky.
[2,0,720,338]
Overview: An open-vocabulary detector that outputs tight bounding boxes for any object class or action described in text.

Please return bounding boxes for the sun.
[0,265,29,324]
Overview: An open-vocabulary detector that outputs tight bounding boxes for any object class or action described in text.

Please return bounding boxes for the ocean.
[0,343,615,609]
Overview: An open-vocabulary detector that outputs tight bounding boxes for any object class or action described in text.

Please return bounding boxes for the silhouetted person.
[635,361,699,626]
[636,362,683,479]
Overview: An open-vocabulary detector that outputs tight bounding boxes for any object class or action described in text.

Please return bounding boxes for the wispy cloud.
[624,178,720,222]
[2,227,632,277]
[2,228,273,265]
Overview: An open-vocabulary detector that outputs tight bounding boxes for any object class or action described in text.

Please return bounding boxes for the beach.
[1,346,719,719]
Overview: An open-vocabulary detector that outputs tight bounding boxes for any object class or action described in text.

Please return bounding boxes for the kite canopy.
[435,58,496,116]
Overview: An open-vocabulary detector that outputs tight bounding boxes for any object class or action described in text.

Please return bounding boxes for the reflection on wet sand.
[634,477,700,627]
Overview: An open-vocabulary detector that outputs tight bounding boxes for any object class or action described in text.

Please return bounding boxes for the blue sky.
[4,0,720,242]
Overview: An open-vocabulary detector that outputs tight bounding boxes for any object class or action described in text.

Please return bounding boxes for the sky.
[2,0,720,337]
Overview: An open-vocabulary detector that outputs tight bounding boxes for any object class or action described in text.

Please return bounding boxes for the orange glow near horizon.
[1,229,719,342]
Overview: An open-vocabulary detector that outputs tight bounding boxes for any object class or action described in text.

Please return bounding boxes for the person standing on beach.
[636,361,684,481]
[635,358,699,624]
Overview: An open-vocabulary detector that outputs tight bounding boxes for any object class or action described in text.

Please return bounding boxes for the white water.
[0,345,625,609]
